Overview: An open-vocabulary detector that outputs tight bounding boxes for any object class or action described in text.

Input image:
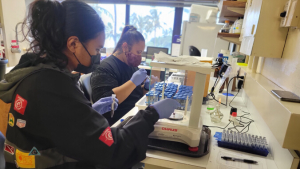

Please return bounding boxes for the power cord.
[204,121,232,130]
[228,114,254,134]
[226,76,237,106]
[206,89,254,133]
[229,79,244,107]
[210,94,227,106]
[209,76,236,106]
[209,74,243,107]
[205,113,254,134]
[205,68,252,133]
[229,90,239,108]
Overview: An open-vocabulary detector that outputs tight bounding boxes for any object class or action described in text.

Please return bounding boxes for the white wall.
[0,0,30,67]
[25,0,33,9]
[261,28,300,96]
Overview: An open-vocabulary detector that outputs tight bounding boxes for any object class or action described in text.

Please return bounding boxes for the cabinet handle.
[251,24,256,35]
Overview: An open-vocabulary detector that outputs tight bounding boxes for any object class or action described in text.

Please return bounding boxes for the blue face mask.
[73,43,94,74]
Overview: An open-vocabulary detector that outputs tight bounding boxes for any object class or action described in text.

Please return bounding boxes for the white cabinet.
[240,0,289,58]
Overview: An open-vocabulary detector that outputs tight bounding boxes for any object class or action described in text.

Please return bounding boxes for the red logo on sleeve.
[4,143,15,155]
[99,127,114,147]
[14,94,27,115]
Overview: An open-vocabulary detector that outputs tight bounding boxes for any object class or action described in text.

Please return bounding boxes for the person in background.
[91,49,101,71]
[91,25,159,125]
[0,0,179,168]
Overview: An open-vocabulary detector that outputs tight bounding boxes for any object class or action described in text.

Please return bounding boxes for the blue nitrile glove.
[130,69,147,86]
[144,75,159,90]
[92,96,119,115]
[151,99,181,119]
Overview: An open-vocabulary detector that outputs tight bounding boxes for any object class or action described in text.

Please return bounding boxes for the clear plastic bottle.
[220,20,230,33]
[234,17,244,34]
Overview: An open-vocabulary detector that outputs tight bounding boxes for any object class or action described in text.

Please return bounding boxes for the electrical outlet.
[280,0,300,28]
[280,0,291,27]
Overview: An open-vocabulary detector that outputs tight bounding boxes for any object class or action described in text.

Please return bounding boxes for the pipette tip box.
[214,131,269,157]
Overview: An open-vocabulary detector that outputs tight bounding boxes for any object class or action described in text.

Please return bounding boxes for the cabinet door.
[240,0,262,55]
[243,0,262,37]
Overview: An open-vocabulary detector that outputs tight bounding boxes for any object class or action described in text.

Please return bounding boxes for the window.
[181,7,190,34]
[130,5,175,53]
[88,4,126,48]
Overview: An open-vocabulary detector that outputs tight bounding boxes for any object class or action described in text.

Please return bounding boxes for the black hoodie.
[1,53,159,169]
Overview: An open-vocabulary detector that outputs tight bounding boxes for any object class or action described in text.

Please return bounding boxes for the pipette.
[111,94,116,118]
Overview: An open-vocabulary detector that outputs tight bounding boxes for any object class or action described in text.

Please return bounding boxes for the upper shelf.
[219,1,246,23]
[217,33,241,45]
[149,61,214,75]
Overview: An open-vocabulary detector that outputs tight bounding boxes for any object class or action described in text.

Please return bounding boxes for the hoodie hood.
[0,54,80,103]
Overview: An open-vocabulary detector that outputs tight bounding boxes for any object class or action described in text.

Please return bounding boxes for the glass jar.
[210,105,224,123]
[206,100,216,114]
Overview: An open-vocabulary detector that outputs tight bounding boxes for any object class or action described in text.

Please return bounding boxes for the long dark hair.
[22,0,105,68]
[113,25,145,54]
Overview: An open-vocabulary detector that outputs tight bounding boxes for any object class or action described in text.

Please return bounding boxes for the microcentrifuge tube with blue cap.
[158,94,162,101]
[180,97,184,110]
[145,93,150,105]
[156,92,160,102]
[151,92,155,104]
[153,93,157,103]
[183,97,187,110]
[173,95,177,101]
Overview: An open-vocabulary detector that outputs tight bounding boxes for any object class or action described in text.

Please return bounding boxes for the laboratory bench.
[112,91,281,169]
[5,58,299,168]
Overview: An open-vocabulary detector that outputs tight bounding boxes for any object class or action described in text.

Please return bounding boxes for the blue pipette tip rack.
[214,131,269,157]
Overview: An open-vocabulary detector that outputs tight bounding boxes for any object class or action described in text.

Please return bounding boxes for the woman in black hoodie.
[0,0,179,169]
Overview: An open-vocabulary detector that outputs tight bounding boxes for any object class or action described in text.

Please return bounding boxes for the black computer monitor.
[146,46,169,59]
